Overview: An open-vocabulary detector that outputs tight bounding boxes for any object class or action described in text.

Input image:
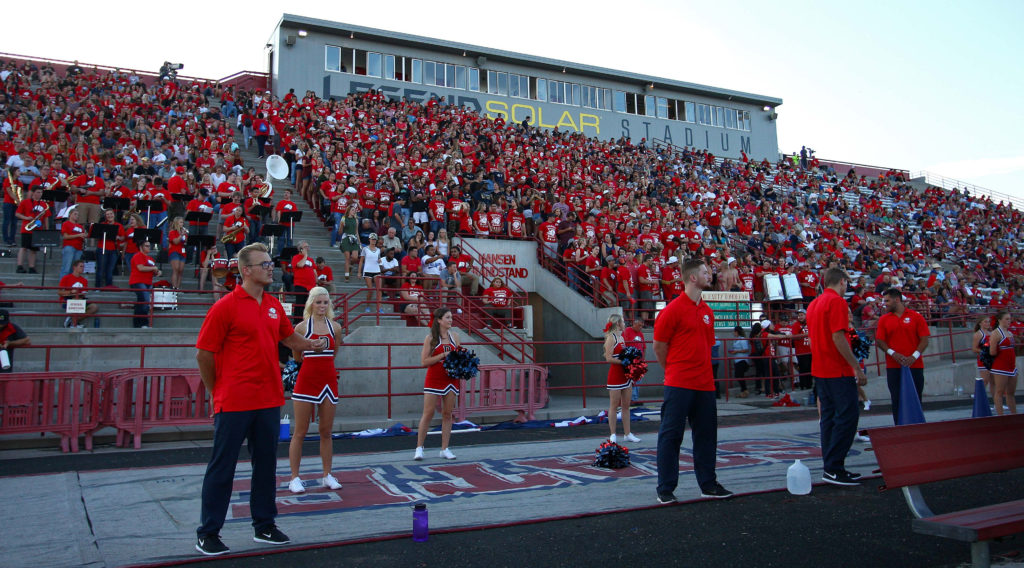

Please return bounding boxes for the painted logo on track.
[226,438,828,521]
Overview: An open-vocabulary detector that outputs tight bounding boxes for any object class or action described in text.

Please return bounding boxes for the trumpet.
[6,168,22,205]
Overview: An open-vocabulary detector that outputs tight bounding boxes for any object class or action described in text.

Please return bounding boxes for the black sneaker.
[700,483,734,499]
[15,266,25,273]
[195,534,230,556]
[657,492,677,504]
[27,267,37,274]
[253,525,291,545]
[823,470,860,486]
[844,470,863,480]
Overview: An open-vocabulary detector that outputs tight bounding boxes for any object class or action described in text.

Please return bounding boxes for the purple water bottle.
[412,503,429,542]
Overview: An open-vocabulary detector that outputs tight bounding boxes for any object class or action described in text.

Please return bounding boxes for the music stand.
[185,210,212,227]
[28,229,61,286]
[187,235,215,283]
[41,189,70,204]
[219,196,233,205]
[134,228,163,247]
[280,211,302,242]
[102,197,130,212]
[276,246,298,267]
[134,199,162,226]
[89,223,121,287]
[171,193,192,202]
[260,224,285,255]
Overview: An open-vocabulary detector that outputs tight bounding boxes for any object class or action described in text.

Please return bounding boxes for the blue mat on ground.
[482,408,652,431]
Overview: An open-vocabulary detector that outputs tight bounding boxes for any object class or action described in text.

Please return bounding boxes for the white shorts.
[412,211,428,223]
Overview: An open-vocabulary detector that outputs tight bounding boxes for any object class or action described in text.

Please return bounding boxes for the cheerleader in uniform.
[972,316,993,397]
[414,308,461,460]
[287,287,344,493]
[604,314,640,444]
[989,311,1018,415]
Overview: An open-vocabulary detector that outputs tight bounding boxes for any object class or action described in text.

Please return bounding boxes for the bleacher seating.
[1,51,1022,342]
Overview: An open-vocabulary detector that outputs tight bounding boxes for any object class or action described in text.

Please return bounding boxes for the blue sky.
[4,0,1021,199]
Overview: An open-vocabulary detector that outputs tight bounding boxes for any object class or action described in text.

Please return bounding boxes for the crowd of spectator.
[1,55,1022,334]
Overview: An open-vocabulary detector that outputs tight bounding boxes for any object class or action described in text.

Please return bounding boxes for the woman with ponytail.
[414,307,462,460]
[604,313,640,444]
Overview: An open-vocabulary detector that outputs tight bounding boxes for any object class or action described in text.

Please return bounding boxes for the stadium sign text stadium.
[331,77,752,154]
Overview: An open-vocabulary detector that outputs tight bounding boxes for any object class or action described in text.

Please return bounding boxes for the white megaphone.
[259,154,289,200]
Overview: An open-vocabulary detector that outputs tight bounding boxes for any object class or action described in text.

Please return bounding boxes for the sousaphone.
[258,154,289,201]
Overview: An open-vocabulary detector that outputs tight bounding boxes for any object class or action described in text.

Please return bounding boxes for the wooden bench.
[868,414,1024,567]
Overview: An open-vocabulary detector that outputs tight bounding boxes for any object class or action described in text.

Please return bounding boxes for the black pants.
[885,367,925,425]
[816,376,859,475]
[197,406,280,538]
[733,360,751,392]
[796,353,812,390]
[657,386,719,495]
[292,285,309,321]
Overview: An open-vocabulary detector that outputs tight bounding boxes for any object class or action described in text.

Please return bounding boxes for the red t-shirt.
[195,286,294,413]
[653,292,715,391]
[129,252,156,286]
[59,273,88,297]
[806,288,853,378]
[62,221,86,250]
[291,254,317,290]
[483,286,512,307]
[876,308,929,369]
[791,321,811,355]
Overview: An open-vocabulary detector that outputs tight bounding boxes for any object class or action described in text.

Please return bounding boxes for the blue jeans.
[147,211,168,247]
[197,406,280,538]
[96,250,118,287]
[2,202,16,244]
[60,246,82,278]
[656,386,719,495]
[330,212,343,247]
[816,376,859,474]
[131,283,152,327]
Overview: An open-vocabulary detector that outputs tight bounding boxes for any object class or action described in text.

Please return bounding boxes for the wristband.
[912,350,921,360]
[886,349,895,356]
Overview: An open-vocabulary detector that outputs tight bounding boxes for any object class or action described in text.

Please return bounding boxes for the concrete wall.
[271,27,779,161]
[336,325,507,421]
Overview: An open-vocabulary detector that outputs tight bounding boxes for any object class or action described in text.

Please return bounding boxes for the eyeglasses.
[246,261,274,270]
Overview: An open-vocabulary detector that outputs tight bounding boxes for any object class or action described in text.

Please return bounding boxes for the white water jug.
[787,459,811,495]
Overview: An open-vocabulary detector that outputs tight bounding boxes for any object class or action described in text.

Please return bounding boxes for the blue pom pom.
[616,345,643,368]
[594,441,631,469]
[443,347,480,380]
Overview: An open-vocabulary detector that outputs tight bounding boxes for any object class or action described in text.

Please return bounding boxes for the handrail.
[909,170,1024,211]
[0,51,267,88]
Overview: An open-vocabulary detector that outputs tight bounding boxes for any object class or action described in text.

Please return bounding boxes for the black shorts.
[20,233,37,250]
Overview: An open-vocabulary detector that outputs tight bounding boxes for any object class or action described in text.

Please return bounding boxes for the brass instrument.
[6,168,22,205]
[23,205,48,232]
[221,222,245,243]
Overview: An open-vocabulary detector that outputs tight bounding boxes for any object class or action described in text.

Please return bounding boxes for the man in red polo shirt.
[874,288,929,425]
[195,243,327,556]
[806,267,867,486]
[654,259,733,503]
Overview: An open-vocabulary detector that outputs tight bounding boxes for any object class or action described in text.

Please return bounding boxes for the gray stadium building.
[267,14,783,161]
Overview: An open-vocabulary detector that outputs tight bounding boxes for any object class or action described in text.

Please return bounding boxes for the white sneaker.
[624,433,641,443]
[863,400,871,410]
[322,474,342,490]
[440,448,456,460]
[855,434,871,443]
[288,477,305,494]
[609,434,617,444]
[413,447,424,461]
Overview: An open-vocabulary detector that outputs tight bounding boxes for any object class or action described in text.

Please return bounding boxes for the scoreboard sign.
[701,291,752,330]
